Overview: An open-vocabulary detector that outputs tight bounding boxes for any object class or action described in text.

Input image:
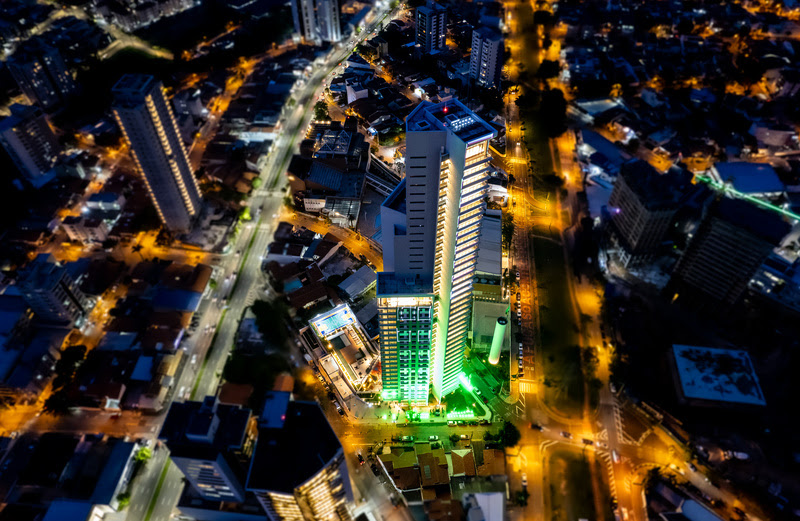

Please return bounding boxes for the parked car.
[429,435,439,441]
[561,431,573,439]
[371,463,380,476]
[521,473,528,488]
[401,436,414,442]
[357,453,365,465]
[530,423,543,431]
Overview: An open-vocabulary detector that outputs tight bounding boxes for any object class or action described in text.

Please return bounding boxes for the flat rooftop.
[672,345,766,406]
[377,272,433,296]
[246,401,341,493]
[711,162,784,195]
[406,99,496,145]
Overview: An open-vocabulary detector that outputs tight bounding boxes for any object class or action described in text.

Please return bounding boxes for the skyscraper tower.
[378,100,496,403]
[416,0,447,54]
[7,38,78,110]
[290,0,341,45]
[0,104,61,184]
[112,74,202,233]
[469,27,504,89]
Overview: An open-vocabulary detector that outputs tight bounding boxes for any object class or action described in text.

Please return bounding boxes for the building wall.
[674,214,775,305]
[608,173,676,266]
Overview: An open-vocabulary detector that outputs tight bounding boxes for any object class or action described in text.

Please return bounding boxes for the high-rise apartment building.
[0,104,61,184]
[247,392,353,521]
[379,100,496,403]
[469,27,504,89]
[112,74,202,232]
[291,0,341,45]
[416,0,447,54]
[17,254,89,326]
[607,160,681,267]
[673,198,790,306]
[7,39,78,110]
[160,396,256,503]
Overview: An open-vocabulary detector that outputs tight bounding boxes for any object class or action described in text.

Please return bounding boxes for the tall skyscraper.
[7,38,78,110]
[379,100,496,403]
[291,0,341,45]
[469,27,504,89]
[18,254,89,326]
[160,396,256,503]
[246,392,353,521]
[607,160,681,267]
[0,104,61,185]
[112,74,202,232]
[416,0,447,54]
[673,198,790,306]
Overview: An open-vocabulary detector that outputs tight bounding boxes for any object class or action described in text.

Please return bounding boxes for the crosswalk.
[597,449,618,500]
[519,380,536,394]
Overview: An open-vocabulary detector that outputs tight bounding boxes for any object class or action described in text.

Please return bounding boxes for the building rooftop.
[714,197,790,245]
[711,162,784,195]
[406,99,496,145]
[377,272,433,296]
[112,74,159,107]
[339,265,377,299]
[159,397,252,461]
[246,401,342,493]
[672,345,766,406]
[618,160,682,210]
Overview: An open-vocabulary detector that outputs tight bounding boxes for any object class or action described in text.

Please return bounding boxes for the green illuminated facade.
[378,294,433,404]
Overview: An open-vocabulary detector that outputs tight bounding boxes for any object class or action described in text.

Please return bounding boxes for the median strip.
[143,460,169,521]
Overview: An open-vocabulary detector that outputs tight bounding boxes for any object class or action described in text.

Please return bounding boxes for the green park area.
[548,450,610,521]
[533,235,585,418]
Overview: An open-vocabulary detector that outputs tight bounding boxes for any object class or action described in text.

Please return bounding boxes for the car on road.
[521,473,528,488]
[560,431,573,439]
[482,397,488,404]
[401,436,414,442]
[191,355,197,365]
[609,382,617,394]
[582,438,594,445]
[516,271,520,281]
[612,450,620,463]
[357,453,365,465]
[516,292,521,302]
[371,463,380,476]
[447,421,456,426]
[429,435,439,441]
[475,389,481,395]
[686,462,697,472]
[530,423,543,431]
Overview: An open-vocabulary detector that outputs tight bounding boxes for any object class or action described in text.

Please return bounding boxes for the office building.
[160,396,257,502]
[291,0,341,45]
[7,39,78,110]
[112,74,202,232]
[607,160,681,267]
[17,254,90,326]
[247,392,353,521]
[416,0,447,54]
[469,27,504,89]
[379,100,496,403]
[673,198,790,306]
[0,104,61,185]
